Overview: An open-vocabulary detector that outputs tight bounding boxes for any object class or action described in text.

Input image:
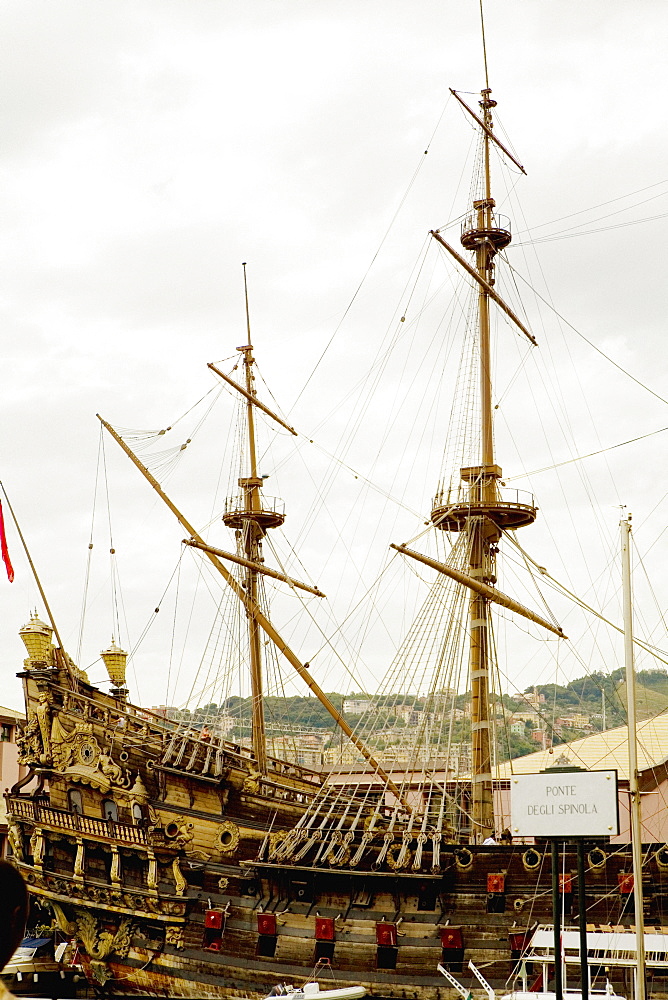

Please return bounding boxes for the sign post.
[511,768,619,1000]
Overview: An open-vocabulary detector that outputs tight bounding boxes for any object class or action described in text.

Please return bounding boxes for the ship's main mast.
[431,89,537,843]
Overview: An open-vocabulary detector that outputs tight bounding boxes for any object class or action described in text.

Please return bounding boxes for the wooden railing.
[161,731,323,788]
[256,776,316,805]
[7,796,147,845]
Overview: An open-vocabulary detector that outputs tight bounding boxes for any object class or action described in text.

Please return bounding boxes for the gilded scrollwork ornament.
[242,768,261,794]
[165,926,184,949]
[34,691,52,763]
[171,857,187,896]
[50,716,131,790]
[7,821,23,861]
[17,693,52,766]
[29,828,45,870]
[216,820,240,854]
[164,817,195,851]
[73,908,134,965]
[50,902,76,937]
[90,961,112,986]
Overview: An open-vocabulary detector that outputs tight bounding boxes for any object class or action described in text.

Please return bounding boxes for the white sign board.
[510,770,619,838]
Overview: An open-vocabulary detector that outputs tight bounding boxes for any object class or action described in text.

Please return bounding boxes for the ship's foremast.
[98,274,414,809]
[221,265,287,774]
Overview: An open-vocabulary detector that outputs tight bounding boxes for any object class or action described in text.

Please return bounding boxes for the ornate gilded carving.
[35,692,52,763]
[386,839,412,870]
[21,865,188,920]
[73,839,85,883]
[29,828,45,870]
[49,714,77,769]
[110,846,121,886]
[163,817,195,851]
[90,961,112,986]
[268,830,286,859]
[171,858,187,896]
[242,768,261,793]
[165,926,184,949]
[51,901,76,936]
[75,908,133,960]
[218,877,229,892]
[98,751,125,784]
[146,850,158,894]
[216,820,240,854]
[17,691,53,766]
[50,717,131,790]
[54,906,136,984]
[7,821,23,861]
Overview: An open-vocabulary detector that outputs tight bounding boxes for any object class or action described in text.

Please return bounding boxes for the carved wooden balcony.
[7,796,147,847]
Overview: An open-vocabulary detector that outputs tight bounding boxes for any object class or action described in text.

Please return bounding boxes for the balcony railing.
[223,493,285,519]
[7,796,147,846]
[433,485,535,510]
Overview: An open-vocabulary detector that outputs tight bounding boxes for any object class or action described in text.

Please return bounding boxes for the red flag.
[0,501,14,582]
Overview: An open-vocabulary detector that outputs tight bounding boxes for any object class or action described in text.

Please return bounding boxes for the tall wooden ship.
[6,62,668,1000]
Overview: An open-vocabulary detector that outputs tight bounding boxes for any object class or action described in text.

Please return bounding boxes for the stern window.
[102,799,118,822]
[68,789,83,815]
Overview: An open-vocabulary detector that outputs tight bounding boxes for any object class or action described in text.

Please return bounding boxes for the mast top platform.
[461,199,512,253]
[222,485,286,531]
[431,466,537,532]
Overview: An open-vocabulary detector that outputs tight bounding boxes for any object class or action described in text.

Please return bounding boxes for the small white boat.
[264,984,366,1000]
[1,937,80,996]
[438,961,625,1000]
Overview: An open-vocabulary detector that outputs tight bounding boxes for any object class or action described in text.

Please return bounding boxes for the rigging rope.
[515,177,668,236]
[76,425,103,667]
[515,209,668,246]
[508,263,668,408]
[504,532,668,668]
[505,424,668,481]
[288,97,453,413]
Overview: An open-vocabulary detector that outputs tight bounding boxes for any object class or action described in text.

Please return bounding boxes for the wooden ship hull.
[6,736,659,1000]
[5,650,658,998]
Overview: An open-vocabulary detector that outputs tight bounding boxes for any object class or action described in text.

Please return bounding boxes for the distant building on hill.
[322,740,472,774]
[530,728,552,748]
[513,688,545,709]
[511,709,541,723]
[343,698,373,716]
[267,734,324,769]
[555,713,592,731]
[393,705,422,726]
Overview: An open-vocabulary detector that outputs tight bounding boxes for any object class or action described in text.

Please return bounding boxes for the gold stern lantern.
[19,612,53,666]
[101,639,128,694]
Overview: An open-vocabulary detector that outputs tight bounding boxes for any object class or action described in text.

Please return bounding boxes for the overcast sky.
[1,1,668,714]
